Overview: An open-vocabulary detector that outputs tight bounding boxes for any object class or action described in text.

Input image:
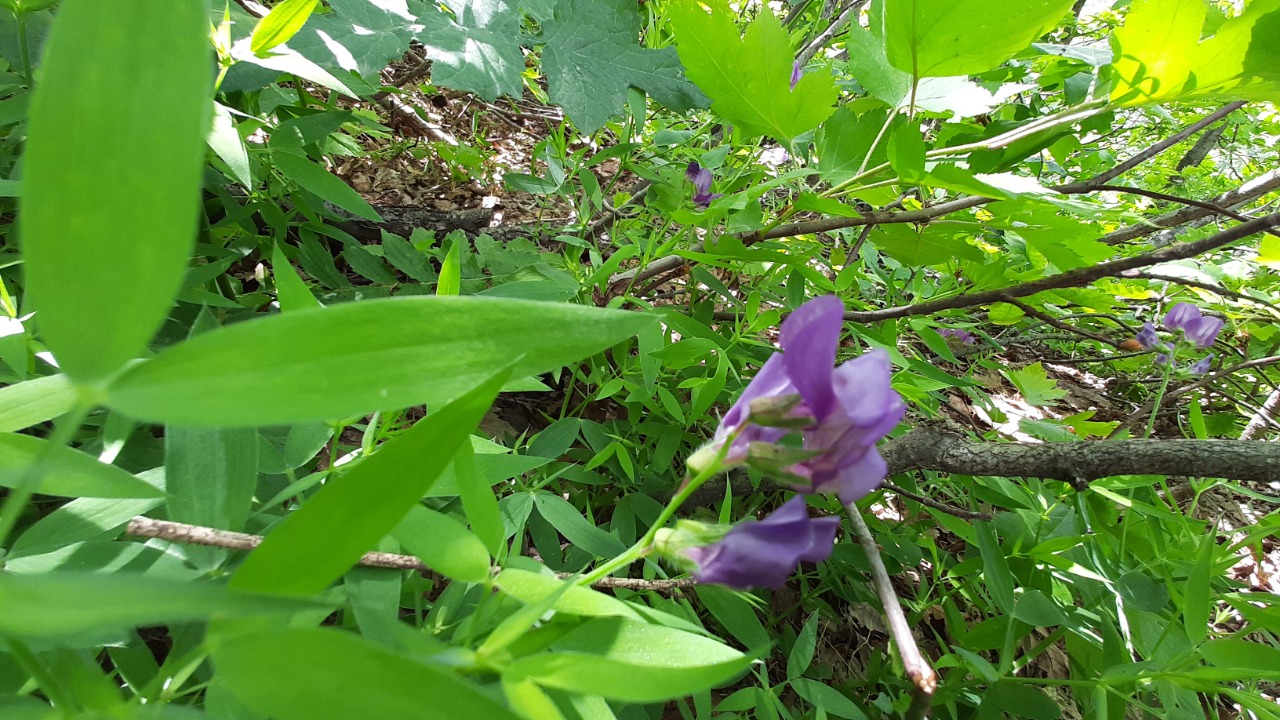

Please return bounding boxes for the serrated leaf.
[870,222,985,266]
[882,0,1076,78]
[287,0,416,84]
[1004,362,1067,407]
[1110,0,1205,104]
[669,2,834,142]
[815,107,898,184]
[543,0,707,132]
[417,0,524,101]
[20,0,210,382]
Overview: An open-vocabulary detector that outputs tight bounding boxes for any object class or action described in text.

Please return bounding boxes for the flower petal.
[686,497,838,589]
[832,447,888,505]
[1185,316,1223,348]
[779,296,844,418]
[1163,302,1201,331]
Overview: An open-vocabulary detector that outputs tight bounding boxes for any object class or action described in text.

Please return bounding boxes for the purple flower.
[1162,302,1223,349]
[704,296,905,504]
[684,497,839,589]
[790,60,802,91]
[938,327,976,345]
[1189,354,1214,375]
[1135,322,1158,350]
[685,161,723,207]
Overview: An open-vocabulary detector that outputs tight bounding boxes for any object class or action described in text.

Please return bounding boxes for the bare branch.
[1108,355,1280,438]
[1102,168,1280,245]
[844,504,936,720]
[882,426,1280,486]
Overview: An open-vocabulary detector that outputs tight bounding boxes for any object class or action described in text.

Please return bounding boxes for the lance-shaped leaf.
[106,297,653,426]
[20,0,210,382]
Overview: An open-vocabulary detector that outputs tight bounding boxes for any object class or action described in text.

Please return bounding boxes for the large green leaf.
[165,426,257,568]
[106,297,654,426]
[669,3,834,143]
[417,0,524,101]
[229,373,504,596]
[881,0,1076,78]
[0,433,160,498]
[0,374,75,432]
[1109,0,1205,105]
[250,0,319,56]
[19,0,210,382]
[815,107,897,185]
[541,0,707,132]
[1181,0,1280,103]
[214,628,521,720]
[504,617,751,703]
[869,223,985,266]
[0,573,325,639]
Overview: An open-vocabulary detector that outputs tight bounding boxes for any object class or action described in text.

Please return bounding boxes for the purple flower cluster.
[1133,302,1222,376]
[938,327,976,345]
[680,296,905,589]
[685,161,723,207]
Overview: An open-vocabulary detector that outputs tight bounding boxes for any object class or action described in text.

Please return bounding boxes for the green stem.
[1145,356,1175,439]
[15,10,32,87]
[0,403,92,554]
[576,431,739,586]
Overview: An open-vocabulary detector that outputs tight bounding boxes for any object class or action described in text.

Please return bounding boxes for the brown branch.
[1123,270,1280,314]
[1241,389,1280,440]
[839,212,1280,323]
[1092,183,1280,238]
[123,517,694,592]
[881,480,991,521]
[845,504,936,719]
[1000,296,1121,348]
[881,426,1280,486]
[1101,168,1280,245]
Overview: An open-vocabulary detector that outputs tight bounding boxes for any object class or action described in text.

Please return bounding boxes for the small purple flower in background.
[1189,354,1214,375]
[685,161,723,207]
[1135,322,1158,350]
[683,497,839,589]
[938,327,976,345]
[790,60,802,91]
[1163,302,1224,348]
[696,296,905,504]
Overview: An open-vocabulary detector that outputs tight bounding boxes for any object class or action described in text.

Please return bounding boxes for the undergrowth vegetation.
[1,0,1279,718]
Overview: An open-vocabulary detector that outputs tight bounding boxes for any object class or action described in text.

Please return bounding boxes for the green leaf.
[1183,529,1215,645]
[209,102,253,188]
[844,21,911,106]
[271,242,323,311]
[504,617,751,703]
[882,0,1076,77]
[20,0,210,382]
[0,433,160,498]
[1109,0,1205,105]
[229,372,505,596]
[0,374,76,432]
[214,627,521,720]
[438,238,462,296]
[1200,638,1280,672]
[988,302,1026,325]
[495,568,643,620]
[1013,589,1066,627]
[250,0,320,56]
[815,107,897,185]
[696,586,771,651]
[542,0,707,132]
[787,612,819,678]
[480,575,574,658]
[286,0,415,88]
[980,682,1061,720]
[669,3,836,142]
[1180,0,1280,103]
[974,521,1015,612]
[416,0,524,101]
[870,223,985,266]
[272,150,382,222]
[392,505,492,583]
[106,297,654,426]
[11,477,165,555]
[382,232,437,283]
[1004,362,1066,407]
[0,573,324,639]
[887,122,926,181]
[455,442,506,557]
[532,492,627,558]
[164,426,257,562]
[789,678,869,720]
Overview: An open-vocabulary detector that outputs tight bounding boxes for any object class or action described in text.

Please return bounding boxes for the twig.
[124,517,694,592]
[844,504,936,719]
[838,212,1280,323]
[1241,388,1280,440]
[1000,296,1121,348]
[881,480,991,521]
[1102,168,1280,245]
[1123,270,1280,314]
[796,0,869,66]
[1092,184,1280,238]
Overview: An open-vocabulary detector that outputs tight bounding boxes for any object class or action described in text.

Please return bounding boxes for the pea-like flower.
[939,327,976,345]
[1135,322,1158,350]
[790,60,802,91]
[682,497,840,589]
[685,161,723,207]
[1163,302,1223,349]
[692,296,905,504]
[1189,353,1214,375]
